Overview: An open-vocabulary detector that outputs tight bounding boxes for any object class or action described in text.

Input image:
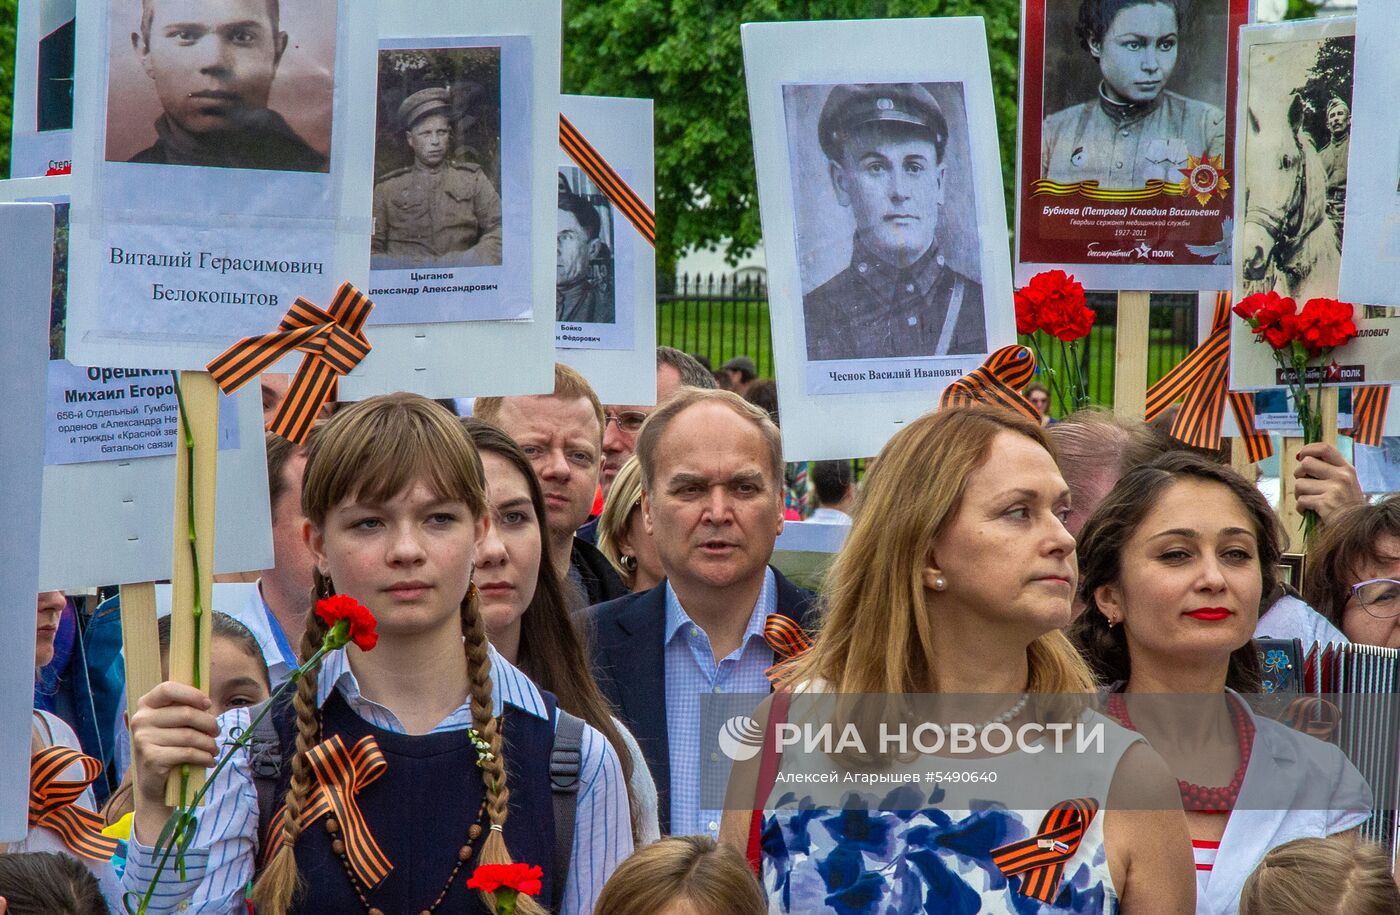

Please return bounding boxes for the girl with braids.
[462,418,660,846]
[122,393,632,914]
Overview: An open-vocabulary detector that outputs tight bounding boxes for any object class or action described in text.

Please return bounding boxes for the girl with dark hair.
[123,394,632,914]
[1042,0,1225,189]
[462,418,659,845]
[1072,453,1371,914]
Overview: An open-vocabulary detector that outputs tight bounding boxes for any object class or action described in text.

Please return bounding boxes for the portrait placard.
[1338,0,1400,310]
[555,94,656,406]
[64,0,378,370]
[337,0,560,400]
[1014,0,1246,290]
[1230,18,1400,389]
[744,17,1014,460]
[0,203,57,842]
[9,0,77,178]
[366,36,533,324]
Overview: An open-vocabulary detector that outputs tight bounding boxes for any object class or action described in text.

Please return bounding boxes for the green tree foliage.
[0,0,16,178]
[563,0,1020,271]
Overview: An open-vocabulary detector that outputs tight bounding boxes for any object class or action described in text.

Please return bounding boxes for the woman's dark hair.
[460,418,639,836]
[1303,495,1400,633]
[743,379,779,426]
[1071,452,1279,691]
[0,852,109,915]
[156,611,267,671]
[1075,0,1189,51]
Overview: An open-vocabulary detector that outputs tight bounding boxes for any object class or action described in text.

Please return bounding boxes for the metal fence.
[656,273,1198,413]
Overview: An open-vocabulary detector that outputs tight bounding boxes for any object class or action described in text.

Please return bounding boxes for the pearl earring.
[933,576,947,591]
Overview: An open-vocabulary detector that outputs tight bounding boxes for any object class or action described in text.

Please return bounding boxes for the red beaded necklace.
[1106,693,1255,814]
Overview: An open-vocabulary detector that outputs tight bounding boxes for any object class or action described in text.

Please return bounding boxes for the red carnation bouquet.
[468,862,544,914]
[1014,270,1096,415]
[1233,292,1358,541]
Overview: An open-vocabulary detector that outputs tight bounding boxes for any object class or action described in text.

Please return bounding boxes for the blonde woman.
[595,455,664,592]
[721,407,1193,913]
[123,394,632,914]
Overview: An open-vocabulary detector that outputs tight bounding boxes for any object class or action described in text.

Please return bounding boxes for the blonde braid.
[250,577,332,915]
[461,586,546,915]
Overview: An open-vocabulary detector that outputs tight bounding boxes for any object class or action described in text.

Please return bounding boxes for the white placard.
[555,95,657,406]
[337,0,560,400]
[9,0,76,178]
[743,18,1015,460]
[0,203,58,842]
[64,0,378,371]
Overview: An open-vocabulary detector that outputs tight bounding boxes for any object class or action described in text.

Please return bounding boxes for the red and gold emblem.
[1179,154,1229,206]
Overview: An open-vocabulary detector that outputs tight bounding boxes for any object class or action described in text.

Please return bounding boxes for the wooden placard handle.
[1113,291,1150,419]
[119,582,161,716]
[165,371,219,807]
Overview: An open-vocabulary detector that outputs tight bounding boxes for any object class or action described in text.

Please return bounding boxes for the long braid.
[250,573,333,915]
[461,584,546,915]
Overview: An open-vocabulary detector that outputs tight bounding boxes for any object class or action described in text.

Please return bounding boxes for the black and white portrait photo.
[371,46,504,270]
[38,0,75,133]
[784,81,988,363]
[104,0,335,172]
[556,167,616,324]
[1041,0,1228,189]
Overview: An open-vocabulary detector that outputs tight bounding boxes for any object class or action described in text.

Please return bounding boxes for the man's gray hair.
[656,346,717,391]
[635,388,783,494]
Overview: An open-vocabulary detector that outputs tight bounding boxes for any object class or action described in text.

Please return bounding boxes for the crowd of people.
[7,346,1399,914]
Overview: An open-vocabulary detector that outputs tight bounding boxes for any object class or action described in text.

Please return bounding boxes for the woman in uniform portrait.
[1042,0,1225,190]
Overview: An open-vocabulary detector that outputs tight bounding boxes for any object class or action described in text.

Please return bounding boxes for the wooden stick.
[165,372,219,807]
[1230,436,1255,478]
[1113,291,1151,418]
[119,583,161,716]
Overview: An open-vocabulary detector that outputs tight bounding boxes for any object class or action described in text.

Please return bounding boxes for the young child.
[0,850,110,915]
[1240,834,1400,915]
[593,836,766,915]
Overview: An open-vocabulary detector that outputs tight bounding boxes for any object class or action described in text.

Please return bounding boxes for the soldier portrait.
[371,46,504,271]
[1040,0,1229,190]
[787,81,988,362]
[104,0,335,172]
[556,169,616,324]
[37,0,75,132]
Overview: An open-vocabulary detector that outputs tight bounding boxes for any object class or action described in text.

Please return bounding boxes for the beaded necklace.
[1106,693,1254,814]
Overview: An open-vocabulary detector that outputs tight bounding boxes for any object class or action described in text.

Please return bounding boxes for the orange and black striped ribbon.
[262,734,393,888]
[206,283,374,445]
[763,613,814,683]
[990,797,1100,903]
[560,114,656,247]
[1278,696,1340,740]
[1350,386,1390,447]
[1144,292,1272,462]
[28,747,121,861]
[939,345,1040,423]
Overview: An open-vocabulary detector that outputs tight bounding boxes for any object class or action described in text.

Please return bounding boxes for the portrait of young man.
[111,0,331,172]
[556,171,616,324]
[796,82,987,363]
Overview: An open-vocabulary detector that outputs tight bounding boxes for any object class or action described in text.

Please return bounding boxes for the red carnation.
[1016,270,1093,341]
[1236,291,1299,351]
[1294,298,1357,357]
[314,594,378,651]
[1014,284,1047,336]
[467,862,543,897]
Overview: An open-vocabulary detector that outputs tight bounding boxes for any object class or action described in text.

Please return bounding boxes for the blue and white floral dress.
[755,703,1142,915]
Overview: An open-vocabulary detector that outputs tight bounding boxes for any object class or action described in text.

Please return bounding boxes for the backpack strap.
[245,699,288,854]
[746,689,792,877]
[550,709,586,906]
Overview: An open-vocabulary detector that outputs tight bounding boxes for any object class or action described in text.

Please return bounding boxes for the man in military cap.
[1319,96,1350,241]
[126,0,327,171]
[556,184,614,323]
[802,83,986,362]
[371,87,503,269]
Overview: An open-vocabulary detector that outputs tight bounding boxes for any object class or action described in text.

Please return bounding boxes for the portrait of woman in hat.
[1041,0,1226,190]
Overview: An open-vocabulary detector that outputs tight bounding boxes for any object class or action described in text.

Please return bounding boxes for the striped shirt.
[664,568,776,838]
[121,645,632,914]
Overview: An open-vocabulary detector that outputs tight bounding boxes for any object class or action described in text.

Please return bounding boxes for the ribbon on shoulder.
[206,283,374,444]
[939,345,1040,423]
[29,746,122,861]
[560,114,656,246]
[763,613,814,683]
[990,797,1100,903]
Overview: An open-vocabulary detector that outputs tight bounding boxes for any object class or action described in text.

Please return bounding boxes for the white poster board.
[743,17,1015,461]
[0,203,58,842]
[555,95,657,406]
[338,0,560,400]
[64,0,379,371]
[10,0,76,178]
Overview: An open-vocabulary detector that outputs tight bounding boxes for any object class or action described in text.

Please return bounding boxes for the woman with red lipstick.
[8,592,123,906]
[463,418,659,845]
[1073,453,1371,915]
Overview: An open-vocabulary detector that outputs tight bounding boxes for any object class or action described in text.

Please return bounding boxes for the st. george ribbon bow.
[560,114,656,246]
[1144,292,1272,461]
[206,283,374,444]
[28,746,122,861]
[262,734,393,888]
[990,797,1100,903]
[763,614,814,683]
[939,345,1040,423]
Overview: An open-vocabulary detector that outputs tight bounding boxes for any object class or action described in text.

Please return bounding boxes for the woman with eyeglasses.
[597,455,665,593]
[1303,495,1400,649]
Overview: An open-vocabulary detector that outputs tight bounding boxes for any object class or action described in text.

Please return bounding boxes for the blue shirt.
[664,567,777,838]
